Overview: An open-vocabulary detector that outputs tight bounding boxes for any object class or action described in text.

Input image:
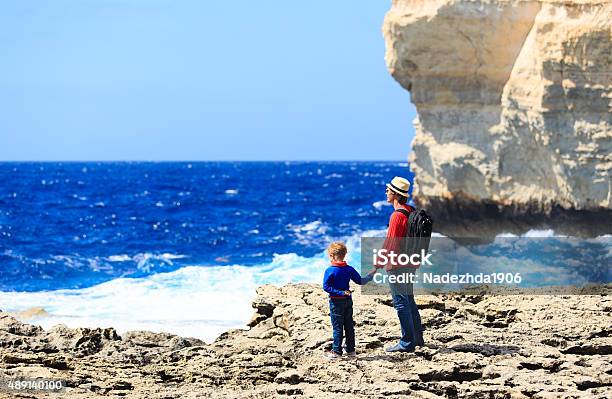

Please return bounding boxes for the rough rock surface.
[383,0,612,236]
[1,283,611,398]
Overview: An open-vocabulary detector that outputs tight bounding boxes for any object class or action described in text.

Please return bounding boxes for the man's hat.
[386,176,410,197]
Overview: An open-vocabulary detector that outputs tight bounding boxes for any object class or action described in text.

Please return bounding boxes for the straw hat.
[386,176,410,197]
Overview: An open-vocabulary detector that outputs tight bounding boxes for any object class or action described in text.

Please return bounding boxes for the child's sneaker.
[345,351,357,358]
[322,350,342,360]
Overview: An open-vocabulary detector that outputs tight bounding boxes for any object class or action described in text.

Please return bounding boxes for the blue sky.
[0,0,416,161]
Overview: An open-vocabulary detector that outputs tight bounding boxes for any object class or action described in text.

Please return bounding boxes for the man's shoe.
[322,350,342,360]
[385,343,414,353]
[345,351,357,358]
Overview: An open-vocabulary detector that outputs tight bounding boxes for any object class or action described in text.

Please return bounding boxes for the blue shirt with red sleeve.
[323,261,373,298]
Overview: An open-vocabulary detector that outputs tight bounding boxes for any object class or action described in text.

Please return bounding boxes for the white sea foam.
[523,229,557,238]
[225,189,239,195]
[0,231,380,343]
[496,232,518,238]
[0,256,321,342]
[496,229,568,238]
[107,255,131,262]
[130,253,184,263]
[372,200,390,210]
[298,221,324,232]
[287,220,330,245]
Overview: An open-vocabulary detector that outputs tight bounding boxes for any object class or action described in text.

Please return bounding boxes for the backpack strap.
[387,206,413,227]
[395,208,410,218]
[394,207,415,237]
[393,205,414,219]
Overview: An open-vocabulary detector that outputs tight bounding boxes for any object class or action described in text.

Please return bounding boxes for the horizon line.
[0,159,409,163]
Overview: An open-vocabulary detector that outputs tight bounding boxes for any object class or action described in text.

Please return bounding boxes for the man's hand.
[343,290,351,296]
[367,268,377,276]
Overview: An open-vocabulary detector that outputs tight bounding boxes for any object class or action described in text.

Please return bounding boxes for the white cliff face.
[383,0,611,232]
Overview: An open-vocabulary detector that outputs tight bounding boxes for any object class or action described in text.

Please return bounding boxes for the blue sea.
[0,162,412,339]
[0,162,609,340]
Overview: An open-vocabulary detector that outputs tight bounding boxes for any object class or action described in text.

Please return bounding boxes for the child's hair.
[327,241,347,260]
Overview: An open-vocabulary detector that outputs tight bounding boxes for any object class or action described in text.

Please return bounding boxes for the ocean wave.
[287,220,330,245]
[0,230,379,342]
[0,256,326,342]
[0,251,190,291]
[372,200,390,210]
[496,229,562,238]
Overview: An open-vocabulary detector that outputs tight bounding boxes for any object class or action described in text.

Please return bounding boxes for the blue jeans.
[389,270,424,350]
[329,297,355,354]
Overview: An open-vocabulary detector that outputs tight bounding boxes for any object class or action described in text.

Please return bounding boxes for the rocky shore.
[1,283,611,398]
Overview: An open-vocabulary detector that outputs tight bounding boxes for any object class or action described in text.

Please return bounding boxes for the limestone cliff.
[383,0,611,236]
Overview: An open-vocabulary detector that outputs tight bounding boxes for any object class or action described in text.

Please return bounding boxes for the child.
[322,241,374,359]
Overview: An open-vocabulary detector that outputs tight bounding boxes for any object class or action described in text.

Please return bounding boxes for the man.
[377,176,424,353]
